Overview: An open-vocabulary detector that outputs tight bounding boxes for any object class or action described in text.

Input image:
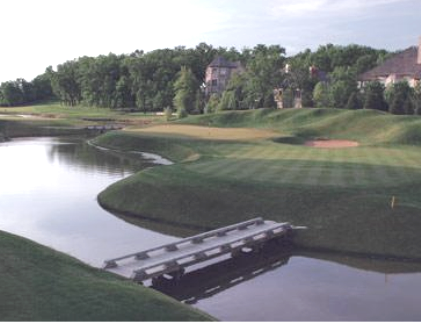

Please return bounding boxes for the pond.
[1,137,420,321]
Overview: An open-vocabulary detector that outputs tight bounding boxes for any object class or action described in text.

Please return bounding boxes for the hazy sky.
[1,0,420,83]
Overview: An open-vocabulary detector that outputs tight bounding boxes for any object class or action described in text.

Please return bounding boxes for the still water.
[1,137,420,321]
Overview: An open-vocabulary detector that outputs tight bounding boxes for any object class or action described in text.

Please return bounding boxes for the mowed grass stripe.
[391,150,421,183]
[371,148,404,186]
[286,147,316,184]
[187,140,421,188]
[340,149,360,186]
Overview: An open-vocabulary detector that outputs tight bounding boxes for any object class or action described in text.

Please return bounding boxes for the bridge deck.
[103,218,292,282]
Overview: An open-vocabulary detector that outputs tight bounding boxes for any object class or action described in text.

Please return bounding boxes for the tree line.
[1,42,420,116]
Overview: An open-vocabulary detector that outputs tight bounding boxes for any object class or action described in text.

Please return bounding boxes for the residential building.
[204,56,244,97]
[359,37,421,87]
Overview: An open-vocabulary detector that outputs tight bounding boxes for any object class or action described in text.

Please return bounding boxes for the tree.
[386,81,414,115]
[328,67,358,109]
[403,98,415,115]
[244,44,286,109]
[414,83,421,115]
[32,73,54,101]
[204,94,220,114]
[363,81,388,111]
[51,60,82,106]
[0,81,24,106]
[218,90,237,111]
[173,66,199,116]
[345,92,363,110]
[313,82,331,108]
[281,88,295,109]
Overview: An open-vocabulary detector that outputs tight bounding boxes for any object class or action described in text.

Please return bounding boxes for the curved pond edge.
[87,139,174,166]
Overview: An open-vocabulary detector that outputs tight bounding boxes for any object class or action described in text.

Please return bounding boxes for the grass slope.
[0,230,212,321]
[96,108,421,259]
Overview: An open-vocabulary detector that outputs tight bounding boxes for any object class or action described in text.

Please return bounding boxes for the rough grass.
[0,230,213,321]
[96,108,421,259]
[182,108,421,145]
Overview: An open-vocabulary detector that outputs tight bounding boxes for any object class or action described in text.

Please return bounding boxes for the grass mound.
[98,165,421,259]
[182,108,421,146]
[0,230,212,321]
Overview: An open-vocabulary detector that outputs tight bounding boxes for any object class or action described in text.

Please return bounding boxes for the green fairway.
[96,108,421,259]
[186,143,421,189]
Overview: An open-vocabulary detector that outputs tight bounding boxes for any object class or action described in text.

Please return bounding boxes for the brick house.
[204,56,244,97]
[359,37,421,87]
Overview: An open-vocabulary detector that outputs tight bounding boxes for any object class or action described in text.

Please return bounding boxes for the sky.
[1,0,420,83]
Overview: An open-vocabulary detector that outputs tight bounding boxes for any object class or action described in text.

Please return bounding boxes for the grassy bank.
[0,230,212,321]
[96,108,421,259]
[0,102,162,123]
[0,102,166,141]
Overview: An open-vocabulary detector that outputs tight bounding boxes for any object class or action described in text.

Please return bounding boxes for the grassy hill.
[95,108,421,259]
[180,108,421,145]
[0,230,212,321]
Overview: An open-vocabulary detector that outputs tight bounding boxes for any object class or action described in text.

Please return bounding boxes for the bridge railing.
[103,217,265,269]
[130,222,291,281]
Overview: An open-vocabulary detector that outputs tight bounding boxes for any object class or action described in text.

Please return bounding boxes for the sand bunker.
[304,139,359,148]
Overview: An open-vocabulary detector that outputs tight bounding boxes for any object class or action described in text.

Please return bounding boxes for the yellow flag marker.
[391,196,397,209]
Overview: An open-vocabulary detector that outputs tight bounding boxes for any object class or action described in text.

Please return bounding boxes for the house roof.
[359,47,421,81]
[208,56,242,69]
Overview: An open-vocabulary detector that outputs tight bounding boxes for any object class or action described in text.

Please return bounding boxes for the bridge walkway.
[103,217,293,282]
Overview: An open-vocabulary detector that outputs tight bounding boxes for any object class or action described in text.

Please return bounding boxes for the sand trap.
[304,139,359,148]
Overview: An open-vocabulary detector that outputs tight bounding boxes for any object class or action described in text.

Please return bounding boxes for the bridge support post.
[231,249,242,258]
[168,268,185,281]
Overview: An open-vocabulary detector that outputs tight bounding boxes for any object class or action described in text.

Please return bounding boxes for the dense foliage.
[1,42,420,115]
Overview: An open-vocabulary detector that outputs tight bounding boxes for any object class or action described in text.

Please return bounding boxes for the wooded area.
[1,42,421,115]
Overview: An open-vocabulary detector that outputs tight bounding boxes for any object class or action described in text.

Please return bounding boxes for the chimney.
[418,36,421,65]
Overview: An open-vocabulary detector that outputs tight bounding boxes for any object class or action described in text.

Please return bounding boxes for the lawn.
[0,230,212,321]
[95,108,421,259]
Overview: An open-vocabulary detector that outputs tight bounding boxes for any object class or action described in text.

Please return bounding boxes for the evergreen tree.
[363,81,388,111]
[313,82,331,108]
[386,81,414,115]
[345,92,362,110]
[414,83,421,115]
[403,98,415,115]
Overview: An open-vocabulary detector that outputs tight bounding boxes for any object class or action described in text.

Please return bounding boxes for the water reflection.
[47,137,152,175]
[297,249,421,274]
[0,137,176,266]
[152,241,293,304]
[186,249,421,321]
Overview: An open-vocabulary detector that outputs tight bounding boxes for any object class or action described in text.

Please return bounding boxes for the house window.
[212,79,218,86]
[220,68,227,75]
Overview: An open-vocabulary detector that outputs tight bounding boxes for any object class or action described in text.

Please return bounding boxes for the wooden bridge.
[103,217,294,282]
[85,124,124,133]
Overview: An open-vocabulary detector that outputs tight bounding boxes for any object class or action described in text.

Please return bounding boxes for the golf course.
[95,108,421,259]
[2,104,421,320]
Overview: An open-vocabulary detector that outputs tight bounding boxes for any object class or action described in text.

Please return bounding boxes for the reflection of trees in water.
[47,138,152,175]
[112,211,201,238]
[296,249,421,274]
